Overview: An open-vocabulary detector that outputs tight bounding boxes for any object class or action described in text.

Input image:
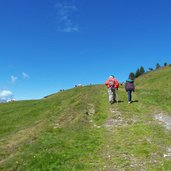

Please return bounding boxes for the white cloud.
[58,22,79,33]
[55,1,79,32]
[22,72,29,80]
[11,75,18,84]
[0,90,13,99]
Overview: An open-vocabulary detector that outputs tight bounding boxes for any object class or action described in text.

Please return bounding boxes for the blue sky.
[0,0,171,100]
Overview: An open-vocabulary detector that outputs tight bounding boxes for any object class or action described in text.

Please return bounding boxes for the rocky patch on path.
[154,113,171,131]
[104,108,127,129]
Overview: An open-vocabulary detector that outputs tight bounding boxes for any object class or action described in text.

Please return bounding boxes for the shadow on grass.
[109,100,124,105]
[112,100,124,104]
[117,100,124,103]
[132,100,139,103]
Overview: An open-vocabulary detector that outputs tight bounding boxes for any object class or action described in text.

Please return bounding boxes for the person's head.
[129,76,134,80]
[109,75,114,79]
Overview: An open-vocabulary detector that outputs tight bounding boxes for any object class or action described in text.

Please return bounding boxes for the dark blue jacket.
[125,79,135,91]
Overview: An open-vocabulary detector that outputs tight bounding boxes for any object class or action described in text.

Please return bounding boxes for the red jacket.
[105,78,119,88]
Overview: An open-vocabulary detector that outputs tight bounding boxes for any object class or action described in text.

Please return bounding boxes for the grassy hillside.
[135,66,171,113]
[0,66,171,170]
[0,85,109,170]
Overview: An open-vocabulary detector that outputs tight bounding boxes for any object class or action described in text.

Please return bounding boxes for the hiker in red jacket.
[105,75,119,104]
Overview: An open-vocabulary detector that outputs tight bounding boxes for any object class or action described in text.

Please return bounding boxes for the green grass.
[0,85,109,170]
[0,66,171,170]
[135,66,171,112]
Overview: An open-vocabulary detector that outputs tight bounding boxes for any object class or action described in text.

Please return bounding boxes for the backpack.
[109,80,114,86]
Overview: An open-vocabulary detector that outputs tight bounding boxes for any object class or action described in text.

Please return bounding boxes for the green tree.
[149,68,153,71]
[156,63,161,69]
[164,62,167,66]
[139,66,145,75]
[135,68,141,78]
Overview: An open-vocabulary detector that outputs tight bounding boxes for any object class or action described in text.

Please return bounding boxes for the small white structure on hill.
[7,99,16,102]
[75,84,83,87]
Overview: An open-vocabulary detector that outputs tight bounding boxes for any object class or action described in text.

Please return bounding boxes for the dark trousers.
[127,90,132,102]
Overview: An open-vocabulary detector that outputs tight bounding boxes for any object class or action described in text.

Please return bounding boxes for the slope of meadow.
[0,66,171,170]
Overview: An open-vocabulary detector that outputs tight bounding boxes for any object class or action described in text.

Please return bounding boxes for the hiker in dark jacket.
[125,78,135,104]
